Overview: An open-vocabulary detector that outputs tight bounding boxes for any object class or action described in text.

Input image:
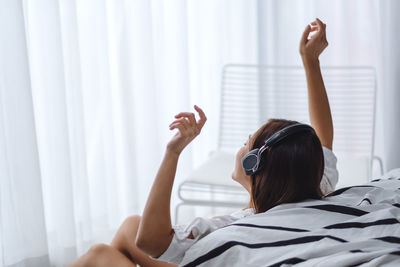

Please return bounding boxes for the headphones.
[241,123,315,176]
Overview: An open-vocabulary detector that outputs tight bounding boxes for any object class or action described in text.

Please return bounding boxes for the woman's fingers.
[169,118,189,129]
[170,105,206,134]
[167,106,206,155]
[175,112,196,126]
[316,18,326,27]
[307,26,318,39]
[169,117,201,136]
[194,105,207,129]
[169,118,187,127]
[169,122,186,134]
[315,19,327,44]
[300,19,328,59]
[315,18,326,34]
[301,22,319,41]
[301,24,311,43]
[169,119,190,131]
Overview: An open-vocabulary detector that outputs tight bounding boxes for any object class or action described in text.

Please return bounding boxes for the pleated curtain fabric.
[0,0,258,266]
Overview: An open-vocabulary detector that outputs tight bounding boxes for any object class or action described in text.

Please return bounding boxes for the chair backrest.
[218,64,377,181]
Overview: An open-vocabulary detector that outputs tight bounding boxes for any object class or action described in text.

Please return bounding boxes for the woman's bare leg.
[110,215,177,267]
[69,215,176,267]
[69,243,137,267]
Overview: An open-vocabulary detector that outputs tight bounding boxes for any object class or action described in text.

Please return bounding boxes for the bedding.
[178,168,400,266]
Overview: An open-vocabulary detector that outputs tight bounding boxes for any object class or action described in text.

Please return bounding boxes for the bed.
[178,168,400,266]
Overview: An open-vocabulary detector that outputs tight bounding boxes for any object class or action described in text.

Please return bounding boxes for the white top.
[152,146,339,265]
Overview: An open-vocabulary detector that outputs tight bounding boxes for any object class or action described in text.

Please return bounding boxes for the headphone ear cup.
[242,148,260,176]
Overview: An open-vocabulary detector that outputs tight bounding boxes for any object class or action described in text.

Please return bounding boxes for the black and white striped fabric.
[178,169,400,266]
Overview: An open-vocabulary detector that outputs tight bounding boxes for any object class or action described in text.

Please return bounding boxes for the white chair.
[175,64,383,223]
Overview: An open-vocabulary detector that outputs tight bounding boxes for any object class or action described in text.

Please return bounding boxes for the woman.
[70,18,336,267]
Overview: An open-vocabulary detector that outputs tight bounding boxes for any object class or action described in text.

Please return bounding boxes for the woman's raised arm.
[135,105,207,258]
[299,18,333,150]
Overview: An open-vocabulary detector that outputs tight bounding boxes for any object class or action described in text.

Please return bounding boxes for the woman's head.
[232,119,324,213]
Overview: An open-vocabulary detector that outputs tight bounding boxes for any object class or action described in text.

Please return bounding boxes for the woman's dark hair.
[249,118,324,214]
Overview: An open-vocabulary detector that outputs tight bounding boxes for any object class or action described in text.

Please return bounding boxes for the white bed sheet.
[179,169,400,267]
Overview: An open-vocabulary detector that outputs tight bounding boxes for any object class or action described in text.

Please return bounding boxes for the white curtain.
[0,0,258,266]
[0,0,398,266]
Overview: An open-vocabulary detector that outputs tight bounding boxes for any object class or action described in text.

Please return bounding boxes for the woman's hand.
[166,105,207,156]
[299,18,328,62]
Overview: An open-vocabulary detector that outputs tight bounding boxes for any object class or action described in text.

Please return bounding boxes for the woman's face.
[232,134,252,193]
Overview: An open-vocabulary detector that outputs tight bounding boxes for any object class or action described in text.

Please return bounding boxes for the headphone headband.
[241,123,315,176]
[264,123,315,147]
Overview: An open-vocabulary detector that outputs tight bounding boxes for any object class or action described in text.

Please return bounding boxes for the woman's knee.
[122,215,141,228]
[88,243,110,256]
[74,243,111,267]
[111,215,141,249]
[120,215,141,238]
[77,243,139,267]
